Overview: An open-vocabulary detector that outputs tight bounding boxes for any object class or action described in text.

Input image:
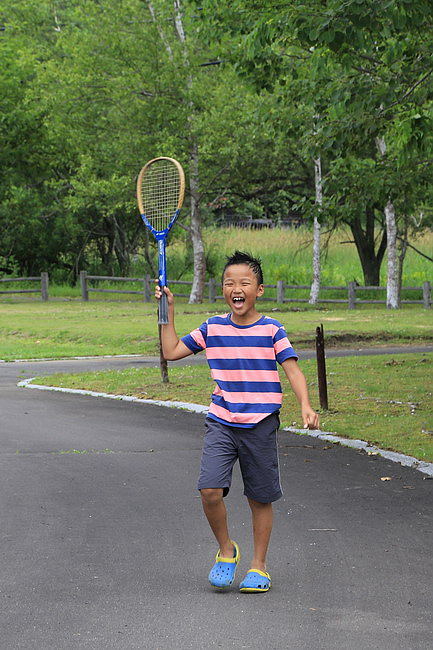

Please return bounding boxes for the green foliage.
[1,0,432,288]
[199,0,433,286]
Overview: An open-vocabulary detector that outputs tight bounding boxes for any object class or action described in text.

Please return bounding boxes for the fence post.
[277,280,284,303]
[208,277,217,303]
[423,281,431,309]
[41,272,49,301]
[80,271,89,301]
[143,274,151,302]
[348,281,356,309]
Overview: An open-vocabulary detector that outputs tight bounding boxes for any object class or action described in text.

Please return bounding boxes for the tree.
[147,0,206,302]
[0,10,82,277]
[309,154,322,304]
[199,0,433,293]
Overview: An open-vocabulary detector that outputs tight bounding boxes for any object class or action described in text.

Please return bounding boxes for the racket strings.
[140,162,181,232]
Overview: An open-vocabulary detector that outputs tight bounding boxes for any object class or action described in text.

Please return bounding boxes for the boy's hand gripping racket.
[137,157,185,324]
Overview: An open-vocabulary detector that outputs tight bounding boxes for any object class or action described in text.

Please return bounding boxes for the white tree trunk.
[376,135,400,309]
[147,0,206,302]
[147,1,173,58]
[385,200,399,308]
[309,155,322,304]
[173,0,206,303]
[188,141,206,302]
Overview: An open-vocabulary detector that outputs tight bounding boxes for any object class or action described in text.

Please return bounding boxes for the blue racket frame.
[139,210,180,324]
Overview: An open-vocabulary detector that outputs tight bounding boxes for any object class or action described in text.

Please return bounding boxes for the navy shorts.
[197,413,282,503]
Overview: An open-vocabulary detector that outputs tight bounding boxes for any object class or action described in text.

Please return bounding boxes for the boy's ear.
[256,283,265,297]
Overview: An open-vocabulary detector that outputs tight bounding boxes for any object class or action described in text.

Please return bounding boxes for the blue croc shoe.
[239,569,271,593]
[208,540,240,589]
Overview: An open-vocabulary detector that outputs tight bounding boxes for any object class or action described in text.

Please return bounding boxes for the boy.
[155,251,319,593]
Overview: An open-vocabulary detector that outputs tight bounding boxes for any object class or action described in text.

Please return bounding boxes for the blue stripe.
[216,380,282,393]
[274,327,288,341]
[181,333,203,353]
[276,349,298,363]
[206,335,274,348]
[207,414,256,428]
[212,396,281,413]
[208,358,277,371]
[208,315,230,325]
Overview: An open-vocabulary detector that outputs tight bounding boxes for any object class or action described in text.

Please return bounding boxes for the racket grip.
[158,289,169,325]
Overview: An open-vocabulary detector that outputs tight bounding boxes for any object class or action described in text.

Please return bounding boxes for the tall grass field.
[1,227,430,301]
[197,226,433,289]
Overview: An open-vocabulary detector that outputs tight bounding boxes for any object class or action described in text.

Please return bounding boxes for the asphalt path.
[1,350,432,649]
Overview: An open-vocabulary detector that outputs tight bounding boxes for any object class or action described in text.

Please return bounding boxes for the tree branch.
[399,237,433,263]
[380,68,433,113]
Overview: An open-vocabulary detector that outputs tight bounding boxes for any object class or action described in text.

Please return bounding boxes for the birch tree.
[375,136,399,308]
[384,201,399,308]
[309,155,322,304]
[172,0,206,303]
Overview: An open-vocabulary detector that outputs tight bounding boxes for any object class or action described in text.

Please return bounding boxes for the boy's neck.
[230,309,263,326]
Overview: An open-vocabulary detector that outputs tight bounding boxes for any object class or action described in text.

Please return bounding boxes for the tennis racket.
[137,157,185,324]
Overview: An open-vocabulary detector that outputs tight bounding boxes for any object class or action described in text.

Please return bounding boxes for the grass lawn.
[0,300,432,361]
[2,298,432,462]
[34,352,433,463]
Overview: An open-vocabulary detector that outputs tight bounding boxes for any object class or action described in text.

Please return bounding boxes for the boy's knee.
[200,488,223,506]
[248,497,273,511]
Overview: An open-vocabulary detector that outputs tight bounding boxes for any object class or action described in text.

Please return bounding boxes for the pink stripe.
[206,346,276,360]
[215,389,283,404]
[208,323,279,337]
[274,338,292,354]
[208,404,270,425]
[190,328,206,349]
[211,369,280,382]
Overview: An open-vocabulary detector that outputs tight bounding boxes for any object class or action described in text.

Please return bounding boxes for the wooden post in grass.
[41,272,49,301]
[80,271,89,301]
[158,323,169,383]
[277,280,284,303]
[143,275,151,302]
[208,277,216,303]
[316,324,328,410]
[348,281,356,309]
[423,281,431,309]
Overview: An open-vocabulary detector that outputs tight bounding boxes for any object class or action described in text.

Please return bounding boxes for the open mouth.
[232,297,245,305]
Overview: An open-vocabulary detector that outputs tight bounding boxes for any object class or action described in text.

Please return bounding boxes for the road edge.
[18,378,433,478]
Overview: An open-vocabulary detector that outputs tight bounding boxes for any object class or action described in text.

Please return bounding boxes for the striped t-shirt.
[181,313,298,428]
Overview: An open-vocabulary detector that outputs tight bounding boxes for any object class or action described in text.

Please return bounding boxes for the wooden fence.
[79,271,152,302]
[0,273,49,301]
[79,271,432,309]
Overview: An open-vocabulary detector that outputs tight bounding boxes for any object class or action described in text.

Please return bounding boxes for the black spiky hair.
[222,250,264,285]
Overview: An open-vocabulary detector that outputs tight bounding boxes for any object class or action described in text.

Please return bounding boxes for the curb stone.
[18,378,433,478]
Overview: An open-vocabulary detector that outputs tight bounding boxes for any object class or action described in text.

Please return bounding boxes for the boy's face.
[222,263,264,323]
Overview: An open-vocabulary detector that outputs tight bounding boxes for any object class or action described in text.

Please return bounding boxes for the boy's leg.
[198,418,238,559]
[237,413,281,573]
[247,498,273,572]
[200,488,234,558]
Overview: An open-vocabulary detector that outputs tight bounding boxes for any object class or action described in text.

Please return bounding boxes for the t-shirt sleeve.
[181,321,208,354]
[273,325,298,364]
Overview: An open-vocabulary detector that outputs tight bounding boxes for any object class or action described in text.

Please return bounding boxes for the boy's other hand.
[302,406,320,430]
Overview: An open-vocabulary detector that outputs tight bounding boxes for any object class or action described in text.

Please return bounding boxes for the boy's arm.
[281,358,320,430]
[155,285,193,361]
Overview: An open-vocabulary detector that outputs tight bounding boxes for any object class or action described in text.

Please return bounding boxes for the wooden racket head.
[136,157,185,235]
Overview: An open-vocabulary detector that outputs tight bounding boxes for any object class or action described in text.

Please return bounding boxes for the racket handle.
[158,289,169,325]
